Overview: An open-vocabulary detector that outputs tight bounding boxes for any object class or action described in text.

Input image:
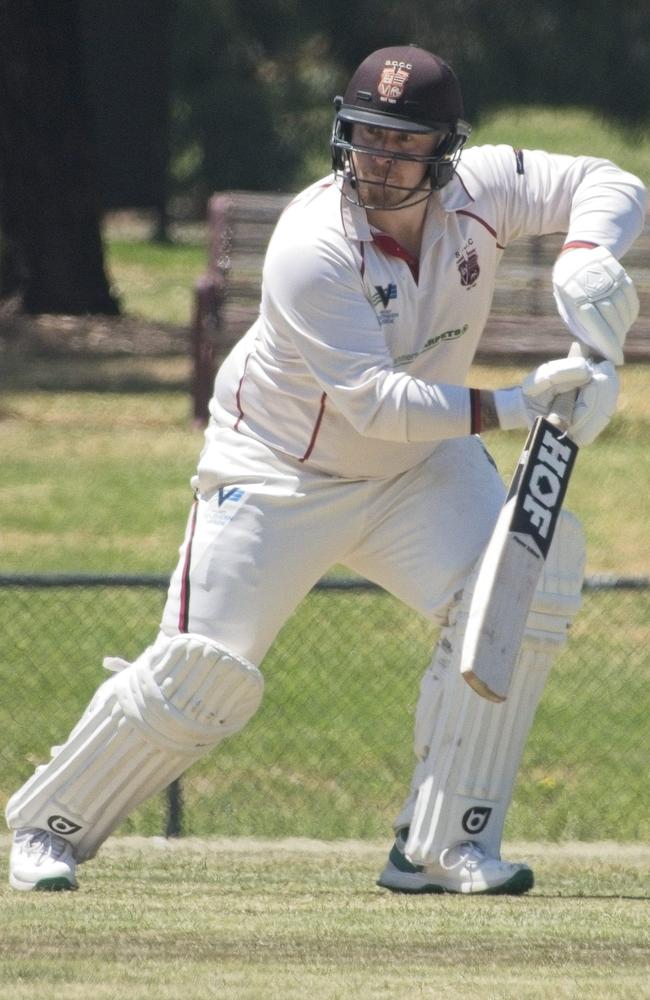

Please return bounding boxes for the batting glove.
[568,359,619,445]
[552,245,638,366]
[493,356,619,446]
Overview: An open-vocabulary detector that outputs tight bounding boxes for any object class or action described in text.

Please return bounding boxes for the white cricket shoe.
[9,827,78,891]
[377,831,533,895]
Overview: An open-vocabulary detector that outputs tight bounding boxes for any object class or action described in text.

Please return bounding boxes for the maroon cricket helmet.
[331,45,471,202]
[337,45,466,134]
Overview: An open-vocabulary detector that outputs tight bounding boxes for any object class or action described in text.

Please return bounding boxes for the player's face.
[350,124,442,209]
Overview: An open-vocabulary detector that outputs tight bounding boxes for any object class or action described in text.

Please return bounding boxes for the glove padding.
[552,246,638,366]
[494,356,619,446]
[568,359,619,445]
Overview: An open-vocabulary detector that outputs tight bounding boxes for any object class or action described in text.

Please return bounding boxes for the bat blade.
[461,416,578,702]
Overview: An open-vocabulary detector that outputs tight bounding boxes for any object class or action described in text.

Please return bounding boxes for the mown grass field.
[0,839,648,1000]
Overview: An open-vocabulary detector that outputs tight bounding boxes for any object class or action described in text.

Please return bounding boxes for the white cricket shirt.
[205,145,645,480]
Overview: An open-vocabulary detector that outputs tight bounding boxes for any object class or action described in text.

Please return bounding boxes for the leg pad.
[6,634,263,860]
[399,511,585,864]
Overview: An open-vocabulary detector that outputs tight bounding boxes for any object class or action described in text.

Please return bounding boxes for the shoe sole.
[9,874,77,892]
[377,866,534,896]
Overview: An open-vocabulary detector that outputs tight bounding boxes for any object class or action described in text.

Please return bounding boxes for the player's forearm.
[336,380,513,440]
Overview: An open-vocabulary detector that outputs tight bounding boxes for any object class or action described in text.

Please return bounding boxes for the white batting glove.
[568,359,619,445]
[494,357,591,429]
[552,246,638,366]
[494,356,619,445]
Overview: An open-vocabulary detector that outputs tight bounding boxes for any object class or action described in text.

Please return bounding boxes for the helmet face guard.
[331,110,470,209]
[329,45,471,209]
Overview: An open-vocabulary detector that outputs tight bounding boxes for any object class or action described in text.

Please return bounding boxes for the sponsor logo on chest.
[372,282,399,324]
[393,325,469,367]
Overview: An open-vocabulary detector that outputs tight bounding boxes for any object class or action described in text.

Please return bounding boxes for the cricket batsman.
[6,45,645,893]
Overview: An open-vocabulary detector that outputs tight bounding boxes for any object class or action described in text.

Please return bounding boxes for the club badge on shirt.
[457,245,481,288]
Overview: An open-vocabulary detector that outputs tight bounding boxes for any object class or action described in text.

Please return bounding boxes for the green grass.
[0,392,199,574]
[469,106,650,183]
[105,240,205,327]
[0,839,648,1000]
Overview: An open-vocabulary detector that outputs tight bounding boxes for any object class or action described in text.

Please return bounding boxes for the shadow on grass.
[0,357,191,394]
[0,310,193,394]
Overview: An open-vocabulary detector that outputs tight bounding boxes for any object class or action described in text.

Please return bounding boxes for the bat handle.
[547,341,588,431]
[547,389,576,430]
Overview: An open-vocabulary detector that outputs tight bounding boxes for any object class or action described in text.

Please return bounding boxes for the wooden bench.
[191,190,650,423]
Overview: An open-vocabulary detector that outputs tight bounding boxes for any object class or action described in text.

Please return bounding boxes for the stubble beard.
[353,160,430,211]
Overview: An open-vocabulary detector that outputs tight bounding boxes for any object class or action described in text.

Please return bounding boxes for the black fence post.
[165,779,183,838]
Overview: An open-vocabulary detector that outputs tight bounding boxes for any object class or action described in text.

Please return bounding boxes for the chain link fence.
[2,205,648,848]
[1,573,648,844]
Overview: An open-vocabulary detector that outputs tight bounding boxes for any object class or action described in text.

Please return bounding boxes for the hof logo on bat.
[509,419,578,559]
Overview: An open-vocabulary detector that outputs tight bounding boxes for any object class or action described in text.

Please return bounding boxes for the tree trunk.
[0,0,119,314]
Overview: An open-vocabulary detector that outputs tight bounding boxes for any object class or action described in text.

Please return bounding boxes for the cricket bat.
[460,352,582,703]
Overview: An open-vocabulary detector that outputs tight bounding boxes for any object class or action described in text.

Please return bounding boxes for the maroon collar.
[372,232,420,282]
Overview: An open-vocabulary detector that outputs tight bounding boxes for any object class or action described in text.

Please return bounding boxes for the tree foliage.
[1,0,647,317]
[170,0,650,201]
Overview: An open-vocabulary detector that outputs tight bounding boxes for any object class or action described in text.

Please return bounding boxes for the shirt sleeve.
[463,145,647,257]
[261,234,472,444]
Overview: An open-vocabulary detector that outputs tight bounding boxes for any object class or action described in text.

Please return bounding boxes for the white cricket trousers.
[161,428,505,665]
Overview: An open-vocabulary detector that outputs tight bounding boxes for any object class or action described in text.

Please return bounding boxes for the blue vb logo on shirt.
[206,487,249,530]
[218,487,245,506]
[373,283,397,308]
